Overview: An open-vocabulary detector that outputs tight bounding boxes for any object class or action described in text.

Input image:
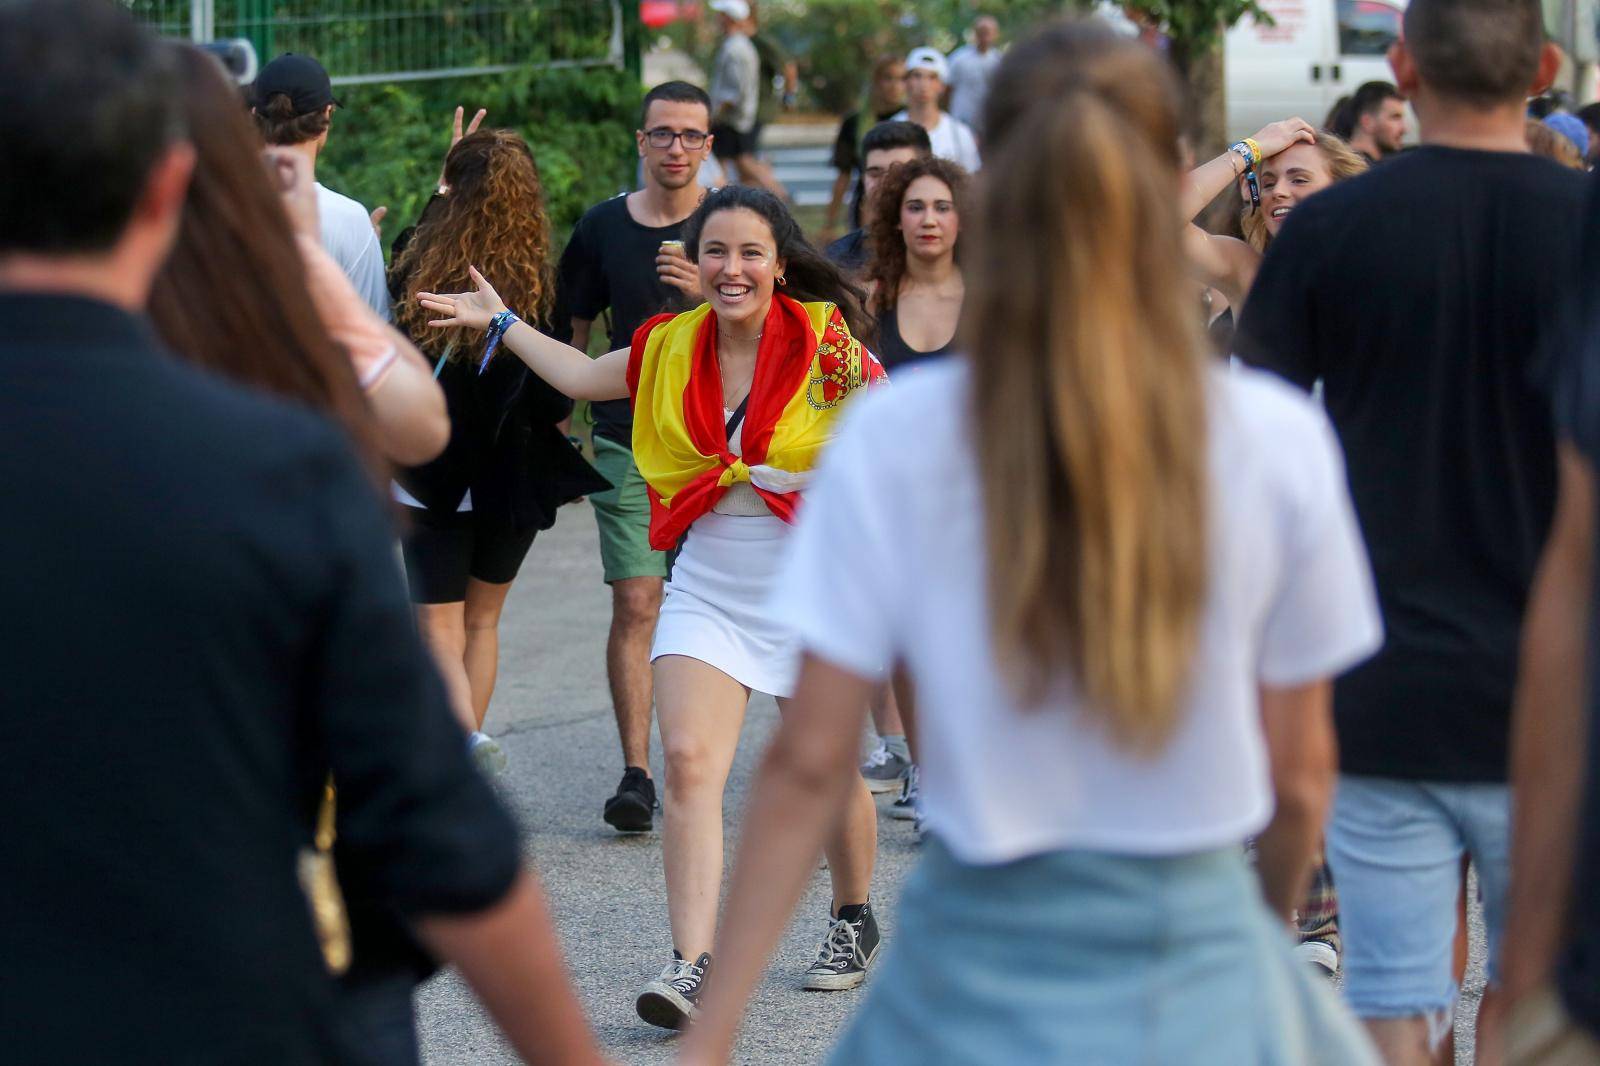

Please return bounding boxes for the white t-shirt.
[777,360,1382,865]
[891,109,981,172]
[945,45,1001,130]
[315,182,391,322]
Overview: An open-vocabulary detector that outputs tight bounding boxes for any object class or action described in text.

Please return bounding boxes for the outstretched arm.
[417,267,631,402]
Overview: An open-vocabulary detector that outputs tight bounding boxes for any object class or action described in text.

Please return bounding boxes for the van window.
[1339,0,1403,55]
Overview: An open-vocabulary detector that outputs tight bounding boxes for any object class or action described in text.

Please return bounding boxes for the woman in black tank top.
[863,156,970,373]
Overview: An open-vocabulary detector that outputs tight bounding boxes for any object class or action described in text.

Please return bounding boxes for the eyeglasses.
[644,127,709,150]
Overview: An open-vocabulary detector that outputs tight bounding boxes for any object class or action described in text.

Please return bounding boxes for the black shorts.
[711,122,759,160]
[401,508,537,604]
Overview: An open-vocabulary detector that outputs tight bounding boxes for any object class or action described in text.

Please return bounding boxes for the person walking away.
[1234,2,1578,1062]
[892,48,982,173]
[823,56,907,243]
[1495,209,1600,1060]
[824,120,931,274]
[389,128,609,773]
[415,185,886,1030]
[553,80,713,833]
[707,0,785,197]
[251,52,391,320]
[946,17,1002,135]
[0,6,602,1063]
[676,20,1384,1065]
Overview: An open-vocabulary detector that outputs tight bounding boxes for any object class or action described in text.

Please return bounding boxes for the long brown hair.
[148,45,382,478]
[1240,133,1367,252]
[864,155,969,315]
[393,130,553,360]
[970,20,1208,750]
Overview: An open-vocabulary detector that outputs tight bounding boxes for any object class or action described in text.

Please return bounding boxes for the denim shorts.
[1326,775,1510,1031]
[828,838,1378,1065]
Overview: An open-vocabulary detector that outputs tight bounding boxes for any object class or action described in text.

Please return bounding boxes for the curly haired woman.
[390,129,608,771]
[863,155,969,374]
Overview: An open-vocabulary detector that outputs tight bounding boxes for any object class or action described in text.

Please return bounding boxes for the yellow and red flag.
[625,294,883,550]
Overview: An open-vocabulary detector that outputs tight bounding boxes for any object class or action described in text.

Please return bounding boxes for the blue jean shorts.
[1326,775,1510,1031]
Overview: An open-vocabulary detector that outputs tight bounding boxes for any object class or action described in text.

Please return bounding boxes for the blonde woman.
[678,20,1385,1065]
[1184,120,1369,317]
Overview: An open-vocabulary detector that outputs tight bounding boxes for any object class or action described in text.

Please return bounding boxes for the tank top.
[876,303,956,373]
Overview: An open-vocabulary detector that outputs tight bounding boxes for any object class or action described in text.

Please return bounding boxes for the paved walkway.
[414,501,1487,1063]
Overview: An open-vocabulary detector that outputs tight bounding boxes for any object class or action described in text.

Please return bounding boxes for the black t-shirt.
[824,227,869,273]
[1,295,521,1063]
[553,194,695,445]
[1236,146,1588,783]
[829,108,902,230]
[1549,167,1600,1041]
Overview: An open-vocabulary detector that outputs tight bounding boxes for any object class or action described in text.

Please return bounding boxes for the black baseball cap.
[251,53,341,114]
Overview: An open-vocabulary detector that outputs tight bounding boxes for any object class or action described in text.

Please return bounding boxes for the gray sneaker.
[860,740,911,794]
[468,731,507,775]
[888,763,920,820]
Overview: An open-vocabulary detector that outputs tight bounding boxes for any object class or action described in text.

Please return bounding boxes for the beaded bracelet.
[480,309,520,374]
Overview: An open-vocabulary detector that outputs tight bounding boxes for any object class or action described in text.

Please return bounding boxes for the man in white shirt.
[891,47,981,173]
[250,52,390,320]
[946,16,1002,133]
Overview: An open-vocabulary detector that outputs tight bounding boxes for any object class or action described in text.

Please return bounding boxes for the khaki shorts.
[589,435,668,584]
[1508,985,1600,1066]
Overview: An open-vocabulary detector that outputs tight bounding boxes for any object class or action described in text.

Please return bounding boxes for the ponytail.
[970,20,1209,750]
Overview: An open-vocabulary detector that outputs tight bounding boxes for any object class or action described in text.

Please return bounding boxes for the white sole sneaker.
[468,732,508,775]
[635,982,695,1030]
[1296,939,1338,976]
[863,773,906,795]
[801,940,880,991]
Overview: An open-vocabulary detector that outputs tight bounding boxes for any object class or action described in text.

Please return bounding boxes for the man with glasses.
[553,81,711,834]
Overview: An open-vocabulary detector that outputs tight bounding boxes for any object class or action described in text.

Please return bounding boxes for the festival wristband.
[1243,167,1261,211]
[480,310,520,374]
[1242,138,1263,168]
[1228,141,1254,174]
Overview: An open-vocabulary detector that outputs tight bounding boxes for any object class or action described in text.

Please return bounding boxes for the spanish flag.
[625,294,884,550]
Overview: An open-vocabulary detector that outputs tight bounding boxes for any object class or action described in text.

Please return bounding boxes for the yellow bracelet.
[1243,138,1263,168]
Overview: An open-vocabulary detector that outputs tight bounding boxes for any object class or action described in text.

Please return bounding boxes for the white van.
[1226,0,1408,137]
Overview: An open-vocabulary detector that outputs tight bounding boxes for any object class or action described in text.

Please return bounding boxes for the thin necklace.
[718,328,763,343]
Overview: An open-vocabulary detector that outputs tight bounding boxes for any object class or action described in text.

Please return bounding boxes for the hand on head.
[1251,118,1317,160]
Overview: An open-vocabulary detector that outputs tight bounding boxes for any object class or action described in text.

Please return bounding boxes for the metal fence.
[128,0,624,84]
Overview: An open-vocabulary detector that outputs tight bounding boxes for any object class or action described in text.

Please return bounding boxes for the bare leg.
[462,577,514,732]
[415,601,474,733]
[1363,1018,1434,1066]
[655,654,751,958]
[608,576,663,770]
[734,152,789,200]
[868,685,906,740]
[892,663,919,760]
[781,695,877,911]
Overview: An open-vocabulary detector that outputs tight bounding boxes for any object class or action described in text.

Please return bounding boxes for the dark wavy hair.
[681,185,870,338]
[393,129,553,360]
[251,92,332,147]
[864,155,969,315]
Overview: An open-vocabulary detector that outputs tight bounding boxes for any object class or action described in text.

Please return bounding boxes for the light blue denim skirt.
[828,838,1379,1066]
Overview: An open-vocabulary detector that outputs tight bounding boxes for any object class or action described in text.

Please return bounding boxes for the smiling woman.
[416,184,889,1029]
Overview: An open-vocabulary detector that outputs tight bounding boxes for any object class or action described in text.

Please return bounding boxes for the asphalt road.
[415,501,1488,1064]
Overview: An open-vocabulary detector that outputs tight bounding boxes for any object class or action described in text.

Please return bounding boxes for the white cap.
[905,46,949,82]
[709,0,750,21]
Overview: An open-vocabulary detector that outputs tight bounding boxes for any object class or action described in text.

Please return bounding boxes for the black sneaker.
[604,766,656,832]
[801,903,881,990]
[636,951,711,1030]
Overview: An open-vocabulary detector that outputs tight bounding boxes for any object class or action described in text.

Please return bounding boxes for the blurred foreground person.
[679,19,1383,1065]
[0,4,600,1063]
[1235,2,1580,1062]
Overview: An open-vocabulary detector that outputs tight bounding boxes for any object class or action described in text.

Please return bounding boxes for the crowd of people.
[6,0,1600,1064]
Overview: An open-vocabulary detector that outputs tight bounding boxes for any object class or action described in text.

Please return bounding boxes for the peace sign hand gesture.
[416,266,507,333]
[439,106,487,186]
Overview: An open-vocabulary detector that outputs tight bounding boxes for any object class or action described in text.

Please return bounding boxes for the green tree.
[1119,1,1271,150]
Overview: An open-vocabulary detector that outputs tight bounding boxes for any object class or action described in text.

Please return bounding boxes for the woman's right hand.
[1250,118,1316,159]
[417,266,507,333]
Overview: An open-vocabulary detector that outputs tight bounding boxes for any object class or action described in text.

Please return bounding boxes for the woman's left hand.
[417,266,507,333]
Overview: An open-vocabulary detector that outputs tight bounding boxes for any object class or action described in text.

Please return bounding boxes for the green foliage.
[1123,1,1270,65]
[317,65,642,254]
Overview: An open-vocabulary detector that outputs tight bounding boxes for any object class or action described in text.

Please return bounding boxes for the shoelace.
[813,917,860,971]
[661,957,705,994]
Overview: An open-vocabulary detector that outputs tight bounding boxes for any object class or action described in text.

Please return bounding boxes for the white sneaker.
[468,731,507,775]
[1296,938,1338,977]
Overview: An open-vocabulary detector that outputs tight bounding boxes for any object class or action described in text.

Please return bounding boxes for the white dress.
[648,410,800,697]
